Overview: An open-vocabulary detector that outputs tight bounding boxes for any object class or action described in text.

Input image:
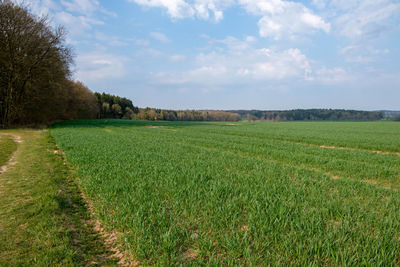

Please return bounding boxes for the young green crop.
[51,120,400,265]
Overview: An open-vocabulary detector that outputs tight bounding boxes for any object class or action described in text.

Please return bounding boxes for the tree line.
[94,92,139,119]
[94,93,241,121]
[0,0,99,127]
[231,109,384,121]
[132,108,241,121]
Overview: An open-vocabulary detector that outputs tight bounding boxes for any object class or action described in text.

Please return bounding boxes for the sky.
[19,0,400,110]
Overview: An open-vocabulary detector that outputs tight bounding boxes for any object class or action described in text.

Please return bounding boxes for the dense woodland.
[231,109,384,121]
[94,92,138,119]
[0,0,98,127]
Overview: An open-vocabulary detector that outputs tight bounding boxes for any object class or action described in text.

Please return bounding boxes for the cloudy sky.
[23,0,400,110]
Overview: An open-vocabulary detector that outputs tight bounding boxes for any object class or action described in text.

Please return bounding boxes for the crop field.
[51,120,400,265]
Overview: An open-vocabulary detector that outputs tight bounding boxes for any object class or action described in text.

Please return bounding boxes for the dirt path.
[78,186,139,266]
[52,135,138,266]
[0,130,122,265]
[0,134,22,175]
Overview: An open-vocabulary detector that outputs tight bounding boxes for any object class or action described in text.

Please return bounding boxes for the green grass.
[0,134,17,166]
[0,130,118,266]
[51,120,400,265]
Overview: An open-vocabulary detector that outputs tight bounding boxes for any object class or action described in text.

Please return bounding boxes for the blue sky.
[23,0,400,110]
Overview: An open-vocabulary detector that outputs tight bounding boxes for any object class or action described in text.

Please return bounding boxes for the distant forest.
[231,109,384,121]
[94,92,241,121]
[93,96,384,122]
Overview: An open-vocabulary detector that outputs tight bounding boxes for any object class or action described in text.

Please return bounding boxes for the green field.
[51,120,400,265]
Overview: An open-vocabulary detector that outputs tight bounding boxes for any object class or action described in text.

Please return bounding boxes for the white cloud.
[328,0,400,41]
[55,11,104,37]
[127,0,398,43]
[130,0,195,19]
[137,49,187,63]
[250,48,312,80]
[60,0,99,14]
[60,0,117,17]
[128,0,231,22]
[240,0,330,40]
[75,52,127,82]
[94,32,128,46]
[151,37,313,89]
[337,3,399,40]
[129,0,330,37]
[245,35,257,42]
[339,45,390,63]
[193,0,228,22]
[17,0,116,40]
[312,0,327,9]
[12,0,60,16]
[314,67,350,84]
[150,32,171,43]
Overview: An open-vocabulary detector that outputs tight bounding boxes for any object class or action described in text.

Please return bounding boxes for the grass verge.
[0,130,118,266]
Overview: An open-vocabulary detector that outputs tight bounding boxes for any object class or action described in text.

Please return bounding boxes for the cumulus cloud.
[127,0,399,42]
[240,0,330,40]
[129,0,330,39]
[234,47,313,80]
[129,0,230,22]
[151,37,313,89]
[133,0,194,18]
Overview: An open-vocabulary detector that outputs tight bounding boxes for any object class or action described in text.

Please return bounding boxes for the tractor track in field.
[311,143,400,156]
[193,129,400,157]
[178,141,397,191]
[53,141,139,266]
[77,184,140,267]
